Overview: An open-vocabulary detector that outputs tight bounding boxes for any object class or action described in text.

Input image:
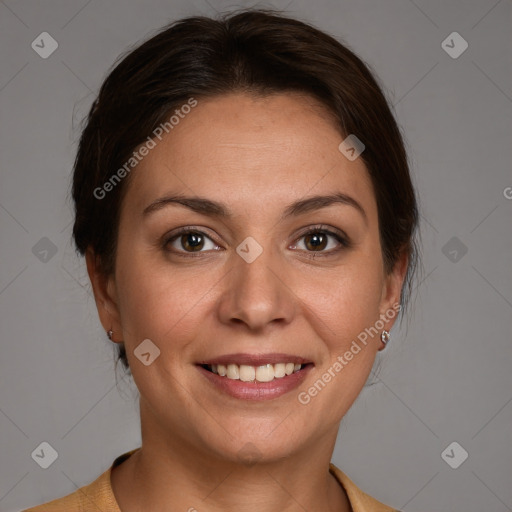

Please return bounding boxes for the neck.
[111,401,351,512]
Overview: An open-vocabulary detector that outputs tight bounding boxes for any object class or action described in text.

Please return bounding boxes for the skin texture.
[87,92,407,512]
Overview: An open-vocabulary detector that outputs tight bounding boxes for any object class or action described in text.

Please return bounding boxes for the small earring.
[380,330,390,345]
[107,329,113,341]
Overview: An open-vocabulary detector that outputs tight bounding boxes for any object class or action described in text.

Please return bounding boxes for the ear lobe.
[85,248,121,337]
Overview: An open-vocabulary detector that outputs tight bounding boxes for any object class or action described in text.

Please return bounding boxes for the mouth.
[199,362,313,383]
[195,354,314,400]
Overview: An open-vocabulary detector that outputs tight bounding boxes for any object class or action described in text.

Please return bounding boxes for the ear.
[85,247,122,343]
[377,249,408,350]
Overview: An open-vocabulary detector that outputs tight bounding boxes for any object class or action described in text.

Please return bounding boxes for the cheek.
[294,266,383,422]
[299,259,384,348]
[114,245,218,346]
[112,257,215,395]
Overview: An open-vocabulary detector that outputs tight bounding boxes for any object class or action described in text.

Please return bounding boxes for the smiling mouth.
[200,362,313,383]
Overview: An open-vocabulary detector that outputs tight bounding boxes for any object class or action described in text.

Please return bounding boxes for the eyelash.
[163,224,350,259]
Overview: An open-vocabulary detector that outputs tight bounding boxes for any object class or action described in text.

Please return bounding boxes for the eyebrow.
[142,192,367,223]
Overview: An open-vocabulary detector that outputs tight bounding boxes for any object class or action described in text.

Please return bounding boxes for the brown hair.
[72,9,419,373]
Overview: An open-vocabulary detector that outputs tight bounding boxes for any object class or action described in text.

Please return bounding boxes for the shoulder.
[22,469,114,512]
[22,449,139,512]
[329,463,402,512]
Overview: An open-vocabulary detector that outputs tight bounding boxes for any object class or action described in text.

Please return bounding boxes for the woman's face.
[91,92,405,464]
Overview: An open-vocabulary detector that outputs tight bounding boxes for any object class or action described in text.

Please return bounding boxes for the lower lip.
[196,364,313,401]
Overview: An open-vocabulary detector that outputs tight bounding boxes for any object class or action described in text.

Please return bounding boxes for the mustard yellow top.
[23,448,399,512]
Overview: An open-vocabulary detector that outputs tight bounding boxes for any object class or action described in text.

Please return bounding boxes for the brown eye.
[303,232,328,251]
[180,232,205,252]
[292,227,349,254]
[164,229,219,254]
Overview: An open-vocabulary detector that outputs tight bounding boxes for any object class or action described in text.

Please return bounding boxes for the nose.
[216,243,297,331]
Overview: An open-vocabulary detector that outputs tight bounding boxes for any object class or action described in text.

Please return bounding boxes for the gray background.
[0,0,511,511]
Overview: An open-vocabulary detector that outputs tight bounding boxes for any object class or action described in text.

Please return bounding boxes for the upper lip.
[197,353,313,366]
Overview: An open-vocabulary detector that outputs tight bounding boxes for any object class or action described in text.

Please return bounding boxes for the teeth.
[226,364,239,379]
[207,362,305,382]
[239,365,255,382]
[274,363,286,378]
[256,364,274,382]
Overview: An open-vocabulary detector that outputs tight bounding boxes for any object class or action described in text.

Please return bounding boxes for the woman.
[24,9,417,512]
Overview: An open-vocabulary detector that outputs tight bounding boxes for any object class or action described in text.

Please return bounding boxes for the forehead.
[122,92,376,219]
